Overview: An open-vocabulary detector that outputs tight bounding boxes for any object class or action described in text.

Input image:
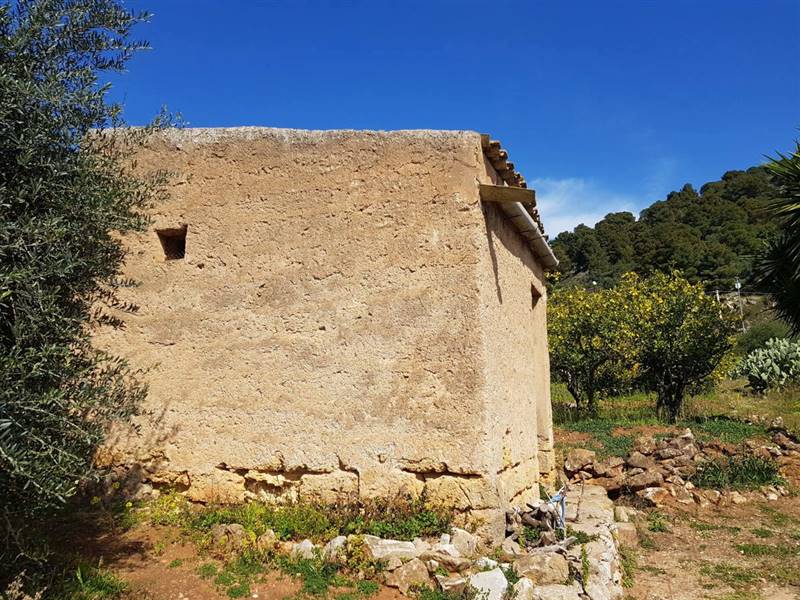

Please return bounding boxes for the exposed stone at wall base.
[188,483,626,599]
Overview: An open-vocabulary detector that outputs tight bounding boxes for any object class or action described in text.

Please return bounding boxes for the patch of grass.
[759,505,798,527]
[619,545,637,589]
[735,543,799,558]
[207,553,266,597]
[167,558,183,569]
[354,580,379,597]
[520,525,543,546]
[699,562,759,589]
[275,554,344,596]
[691,456,784,490]
[140,490,192,527]
[198,562,218,579]
[647,511,669,533]
[226,582,251,598]
[750,527,773,538]
[690,521,740,536]
[66,565,128,600]
[152,540,166,556]
[687,416,766,445]
[188,495,452,543]
[719,593,762,600]
[638,532,656,550]
[558,417,637,457]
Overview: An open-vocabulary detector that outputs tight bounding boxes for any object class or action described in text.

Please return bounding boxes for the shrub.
[735,337,800,392]
[0,0,169,573]
[736,321,791,355]
[691,455,784,490]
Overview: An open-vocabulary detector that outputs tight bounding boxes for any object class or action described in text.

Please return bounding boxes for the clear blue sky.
[110,0,800,236]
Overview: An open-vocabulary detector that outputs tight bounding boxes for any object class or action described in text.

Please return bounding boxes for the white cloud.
[531,177,638,237]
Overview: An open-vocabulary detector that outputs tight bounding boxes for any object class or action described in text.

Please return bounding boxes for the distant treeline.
[550,166,779,289]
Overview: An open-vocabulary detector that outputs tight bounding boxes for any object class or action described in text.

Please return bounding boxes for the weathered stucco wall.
[474,158,555,524]
[96,127,553,541]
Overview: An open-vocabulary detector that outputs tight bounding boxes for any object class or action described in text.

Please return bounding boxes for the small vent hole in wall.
[531,283,542,309]
[156,225,187,260]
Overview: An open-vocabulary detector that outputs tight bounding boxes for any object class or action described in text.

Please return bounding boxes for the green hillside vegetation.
[551,167,780,289]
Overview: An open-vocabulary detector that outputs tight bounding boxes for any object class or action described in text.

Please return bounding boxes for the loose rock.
[384,558,431,595]
[513,552,570,585]
[467,568,508,600]
[362,535,419,561]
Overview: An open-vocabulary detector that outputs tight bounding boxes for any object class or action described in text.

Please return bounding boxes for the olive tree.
[0,0,167,569]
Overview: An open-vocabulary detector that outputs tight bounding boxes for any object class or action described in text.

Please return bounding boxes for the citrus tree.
[548,285,637,414]
[625,273,738,422]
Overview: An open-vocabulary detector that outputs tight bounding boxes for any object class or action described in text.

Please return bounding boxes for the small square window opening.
[156,225,187,260]
[531,283,542,309]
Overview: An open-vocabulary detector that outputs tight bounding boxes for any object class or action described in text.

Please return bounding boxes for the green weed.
[198,562,218,579]
[66,565,128,600]
[415,586,486,600]
[567,527,600,544]
[274,554,344,596]
[500,563,519,586]
[647,511,669,533]
[167,558,183,569]
[581,545,590,584]
[618,545,637,588]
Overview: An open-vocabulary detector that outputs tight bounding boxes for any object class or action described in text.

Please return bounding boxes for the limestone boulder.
[611,522,638,547]
[636,486,670,506]
[467,568,508,600]
[633,436,656,455]
[531,584,583,600]
[512,577,535,600]
[451,527,478,557]
[322,535,347,562]
[625,451,655,470]
[362,535,419,561]
[210,523,246,550]
[291,539,316,560]
[624,470,663,491]
[435,574,467,595]
[513,552,570,585]
[255,529,277,552]
[498,536,524,561]
[384,558,431,595]
[564,448,596,473]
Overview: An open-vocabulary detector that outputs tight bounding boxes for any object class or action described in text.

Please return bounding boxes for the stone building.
[96,127,559,541]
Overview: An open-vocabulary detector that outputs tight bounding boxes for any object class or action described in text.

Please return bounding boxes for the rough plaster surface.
[94,127,554,542]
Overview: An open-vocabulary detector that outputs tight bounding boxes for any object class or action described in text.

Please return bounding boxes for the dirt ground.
[625,496,800,600]
[68,522,405,600]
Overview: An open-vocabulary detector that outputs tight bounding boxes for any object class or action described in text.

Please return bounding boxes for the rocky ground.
[556,418,800,600]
